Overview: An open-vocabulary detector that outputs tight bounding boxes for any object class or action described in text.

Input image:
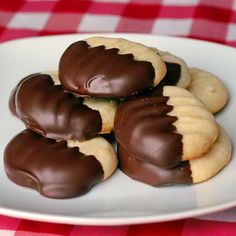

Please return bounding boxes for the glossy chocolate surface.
[9,85,17,116]
[4,129,104,199]
[119,145,192,186]
[10,74,102,141]
[114,90,183,168]
[59,41,155,97]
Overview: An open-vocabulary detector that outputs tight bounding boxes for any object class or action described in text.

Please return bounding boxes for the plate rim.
[0,33,235,225]
[1,32,236,51]
[1,200,236,225]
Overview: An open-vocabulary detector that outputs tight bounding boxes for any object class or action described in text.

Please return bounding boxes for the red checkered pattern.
[1,0,236,46]
[3,214,236,236]
[1,0,236,235]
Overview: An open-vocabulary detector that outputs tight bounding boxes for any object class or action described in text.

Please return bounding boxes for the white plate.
[0,33,235,226]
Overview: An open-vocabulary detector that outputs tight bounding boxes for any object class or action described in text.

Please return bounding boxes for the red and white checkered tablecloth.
[1,0,236,46]
[1,0,236,235]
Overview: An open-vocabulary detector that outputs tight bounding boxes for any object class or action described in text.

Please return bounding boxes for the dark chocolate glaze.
[59,41,155,97]
[114,90,183,168]
[4,129,104,199]
[9,74,37,116]
[118,145,192,186]
[10,73,102,141]
[117,62,181,101]
[160,62,181,86]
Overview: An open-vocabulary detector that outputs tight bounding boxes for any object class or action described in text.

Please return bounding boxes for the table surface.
[1,0,236,235]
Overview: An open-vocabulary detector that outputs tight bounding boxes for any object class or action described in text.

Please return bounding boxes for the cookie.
[119,126,231,186]
[9,73,118,141]
[152,49,191,88]
[59,37,167,97]
[4,129,118,199]
[188,68,229,113]
[114,86,219,168]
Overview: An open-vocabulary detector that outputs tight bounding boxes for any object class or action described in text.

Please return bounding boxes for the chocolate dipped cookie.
[10,72,118,141]
[114,86,219,168]
[59,36,167,97]
[4,129,118,199]
[118,126,231,186]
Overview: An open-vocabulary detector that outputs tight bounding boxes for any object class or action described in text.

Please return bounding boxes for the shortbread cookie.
[59,37,167,97]
[9,73,118,141]
[152,49,191,88]
[188,68,228,113]
[4,129,118,199]
[119,126,231,186]
[114,86,219,168]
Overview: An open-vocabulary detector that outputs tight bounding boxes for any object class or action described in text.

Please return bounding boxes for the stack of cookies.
[5,71,119,199]
[4,36,232,198]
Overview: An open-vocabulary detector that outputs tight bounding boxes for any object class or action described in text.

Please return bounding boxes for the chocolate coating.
[127,62,181,98]
[9,82,18,116]
[59,41,155,97]
[9,74,37,116]
[119,145,192,186]
[10,73,102,140]
[160,62,181,86]
[4,129,104,199]
[9,84,18,116]
[114,91,183,168]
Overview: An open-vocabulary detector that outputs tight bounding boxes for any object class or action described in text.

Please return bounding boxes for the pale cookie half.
[59,37,167,97]
[190,126,232,183]
[114,86,219,168]
[188,68,229,113]
[9,72,118,141]
[164,86,219,161]
[118,126,231,186]
[4,129,118,199]
[156,50,191,88]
